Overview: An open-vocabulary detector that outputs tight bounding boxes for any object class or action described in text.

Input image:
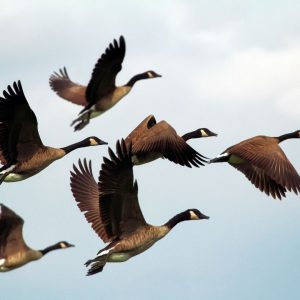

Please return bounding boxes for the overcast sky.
[1,1,300,299]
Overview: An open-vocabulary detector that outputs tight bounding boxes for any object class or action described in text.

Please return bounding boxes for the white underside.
[4,173,30,182]
[0,258,6,266]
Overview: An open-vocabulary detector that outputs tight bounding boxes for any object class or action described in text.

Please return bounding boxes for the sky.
[1,1,300,299]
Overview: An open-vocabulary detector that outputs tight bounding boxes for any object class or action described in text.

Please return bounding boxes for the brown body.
[125,115,215,167]
[0,81,106,184]
[210,131,300,199]
[0,204,73,272]
[70,140,209,275]
[50,36,161,131]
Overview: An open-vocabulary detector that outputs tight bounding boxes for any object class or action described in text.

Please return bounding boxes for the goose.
[70,140,209,275]
[0,203,74,272]
[125,115,217,167]
[0,81,107,184]
[49,36,161,131]
[210,130,300,199]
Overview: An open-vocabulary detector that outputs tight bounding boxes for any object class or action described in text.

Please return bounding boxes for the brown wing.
[229,136,300,195]
[84,36,126,109]
[0,204,29,258]
[49,67,87,106]
[0,81,44,164]
[70,159,103,240]
[127,119,207,167]
[230,161,287,199]
[98,139,147,241]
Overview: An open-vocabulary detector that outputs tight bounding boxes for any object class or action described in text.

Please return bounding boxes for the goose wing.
[0,81,44,164]
[84,36,126,110]
[70,159,103,240]
[229,136,300,195]
[98,139,147,241]
[49,67,87,106]
[128,120,207,167]
[0,204,29,259]
[230,162,287,199]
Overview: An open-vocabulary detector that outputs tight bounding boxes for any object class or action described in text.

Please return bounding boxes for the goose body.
[0,204,74,272]
[210,131,300,199]
[70,140,209,275]
[125,115,217,167]
[50,36,161,131]
[0,81,107,184]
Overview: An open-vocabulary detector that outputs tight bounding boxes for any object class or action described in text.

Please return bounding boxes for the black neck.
[39,243,61,256]
[61,139,88,154]
[181,130,199,141]
[277,131,299,143]
[165,211,189,230]
[126,73,149,87]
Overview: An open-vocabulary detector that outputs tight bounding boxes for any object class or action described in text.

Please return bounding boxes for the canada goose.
[49,36,161,131]
[70,140,209,275]
[125,115,217,167]
[0,203,74,272]
[210,130,300,199]
[0,81,107,184]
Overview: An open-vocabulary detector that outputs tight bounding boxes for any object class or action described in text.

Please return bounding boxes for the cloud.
[193,43,300,117]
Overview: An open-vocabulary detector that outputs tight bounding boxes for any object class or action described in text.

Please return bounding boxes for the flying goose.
[49,36,161,131]
[125,115,217,167]
[0,203,74,272]
[0,81,107,184]
[210,130,300,199]
[70,140,209,275]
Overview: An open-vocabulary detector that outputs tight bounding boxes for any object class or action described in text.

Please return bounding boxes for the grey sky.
[1,1,300,300]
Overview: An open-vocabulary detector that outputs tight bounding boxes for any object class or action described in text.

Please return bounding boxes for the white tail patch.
[0,164,16,174]
[97,244,117,257]
[216,152,229,158]
[0,258,6,266]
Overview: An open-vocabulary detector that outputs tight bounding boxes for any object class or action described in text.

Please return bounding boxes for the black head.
[187,209,210,220]
[198,128,218,138]
[87,136,108,146]
[145,70,162,78]
[294,130,300,138]
[57,241,75,249]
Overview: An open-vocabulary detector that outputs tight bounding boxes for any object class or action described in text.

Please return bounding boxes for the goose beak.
[100,140,108,145]
[210,131,218,137]
[201,213,210,220]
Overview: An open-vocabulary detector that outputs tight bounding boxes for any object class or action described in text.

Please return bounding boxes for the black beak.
[200,213,210,220]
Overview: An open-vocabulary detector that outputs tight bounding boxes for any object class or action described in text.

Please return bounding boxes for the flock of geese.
[0,36,299,276]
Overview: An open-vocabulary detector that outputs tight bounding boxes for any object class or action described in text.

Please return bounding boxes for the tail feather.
[85,255,107,276]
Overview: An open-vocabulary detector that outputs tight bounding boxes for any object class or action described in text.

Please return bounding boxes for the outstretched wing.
[128,120,207,167]
[84,36,126,109]
[98,139,147,241]
[0,81,44,164]
[70,159,103,240]
[230,162,287,199]
[49,67,87,106]
[229,136,300,196]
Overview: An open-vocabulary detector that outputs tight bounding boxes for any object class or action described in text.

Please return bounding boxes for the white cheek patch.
[147,72,154,78]
[189,211,200,220]
[0,258,6,266]
[200,129,209,137]
[60,242,67,248]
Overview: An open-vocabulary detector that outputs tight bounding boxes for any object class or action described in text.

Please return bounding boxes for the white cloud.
[193,44,300,117]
